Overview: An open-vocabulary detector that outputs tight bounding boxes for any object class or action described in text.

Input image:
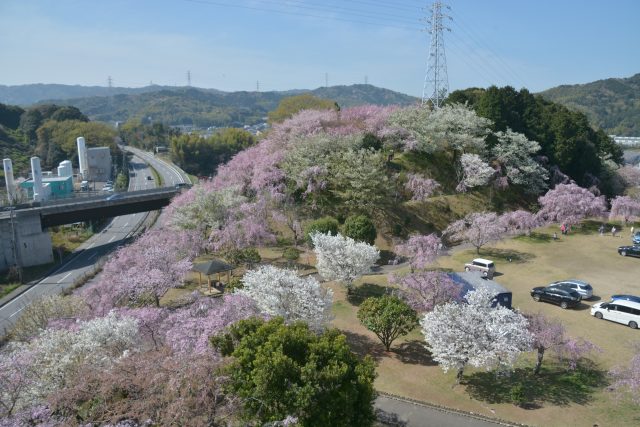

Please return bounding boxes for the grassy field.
[328,222,640,427]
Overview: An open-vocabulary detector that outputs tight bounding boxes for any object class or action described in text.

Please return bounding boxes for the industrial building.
[20,175,73,199]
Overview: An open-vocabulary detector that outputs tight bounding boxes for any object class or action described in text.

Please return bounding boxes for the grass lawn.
[328,221,640,426]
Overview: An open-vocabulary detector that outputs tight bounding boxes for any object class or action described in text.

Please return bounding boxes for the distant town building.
[610,135,640,147]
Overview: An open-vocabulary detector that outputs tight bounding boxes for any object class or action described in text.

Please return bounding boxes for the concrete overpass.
[0,187,179,270]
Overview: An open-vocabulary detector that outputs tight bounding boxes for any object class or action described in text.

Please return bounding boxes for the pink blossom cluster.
[537,183,606,226]
[405,173,441,201]
[395,233,442,271]
[390,271,461,313]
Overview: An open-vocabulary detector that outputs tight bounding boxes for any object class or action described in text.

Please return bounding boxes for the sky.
[1,0,639,97]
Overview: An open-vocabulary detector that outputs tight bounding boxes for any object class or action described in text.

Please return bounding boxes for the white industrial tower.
[422,1,451,108]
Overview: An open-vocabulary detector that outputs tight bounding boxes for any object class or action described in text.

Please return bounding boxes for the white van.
[591,300,640,329]
[80,180,89,191]
[464,258,496,279]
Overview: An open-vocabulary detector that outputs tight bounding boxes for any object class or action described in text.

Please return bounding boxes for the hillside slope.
[539,73,640,136]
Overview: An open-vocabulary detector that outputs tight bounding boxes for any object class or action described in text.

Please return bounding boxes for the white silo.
[30,156,44,202]
[76,136,89,179]
[3,158,16,204]
[57,160,73,177]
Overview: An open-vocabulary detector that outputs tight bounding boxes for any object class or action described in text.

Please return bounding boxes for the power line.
[449,9,528,89]
[182,0,422,31]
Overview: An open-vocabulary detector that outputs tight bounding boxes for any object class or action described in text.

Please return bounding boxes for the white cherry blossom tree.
[421,288,532,383]
[237,265,333,331]
[311,232,379,293]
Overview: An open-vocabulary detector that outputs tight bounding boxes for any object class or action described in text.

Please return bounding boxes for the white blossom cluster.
[237,265,333,331]
[421,288,532,376]
[311,232,380,287]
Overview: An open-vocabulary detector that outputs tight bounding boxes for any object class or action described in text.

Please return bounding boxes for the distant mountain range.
[539,73,640,136]
[0,84,418,127]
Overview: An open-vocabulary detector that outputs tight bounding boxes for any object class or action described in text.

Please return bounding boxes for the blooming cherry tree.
[457,153,495,192]
[405,173,440,201]
[491,130,548,194]
[311,232,379,292]
[390,271,461,313]
[445,212,503,254]
[394,233,442,272]
[537,183,606,226]
[499,210,539,236]
[609,195,640,224]
[609,344,640,404]
[421,288,532,382]
[237,265,333,331]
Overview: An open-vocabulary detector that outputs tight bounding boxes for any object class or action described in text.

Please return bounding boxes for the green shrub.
[342,215,377,245]
[282,247,301,261]
[304,216,340,245]
[222,248,261,267]
[225,276,243,293]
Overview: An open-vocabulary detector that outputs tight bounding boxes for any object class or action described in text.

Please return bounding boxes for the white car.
[549,279,593,299]
[464,258,495,279]
[591,300,640,329]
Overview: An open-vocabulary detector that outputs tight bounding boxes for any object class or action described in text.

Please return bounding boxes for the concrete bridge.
[0,187,179,271]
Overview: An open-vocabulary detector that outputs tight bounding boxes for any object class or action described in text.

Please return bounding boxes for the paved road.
[375,395,515,427]
[124,146,192,187]
[0,153,163,335]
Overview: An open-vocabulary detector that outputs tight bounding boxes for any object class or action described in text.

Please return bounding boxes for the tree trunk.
[456,366,465,384]
[534,347,545,375]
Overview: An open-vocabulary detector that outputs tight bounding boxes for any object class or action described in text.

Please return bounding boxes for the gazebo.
[192,259,235,292]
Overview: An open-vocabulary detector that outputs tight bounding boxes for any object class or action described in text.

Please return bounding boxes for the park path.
[375,394,522,427]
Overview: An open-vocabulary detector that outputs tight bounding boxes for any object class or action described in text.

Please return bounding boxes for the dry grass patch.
[328,222,640,426]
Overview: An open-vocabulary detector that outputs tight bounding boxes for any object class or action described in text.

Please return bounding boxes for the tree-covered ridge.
[539,73,640,136]
[1,103,116,181]
[31,84,417,127]
[446,85,624,193]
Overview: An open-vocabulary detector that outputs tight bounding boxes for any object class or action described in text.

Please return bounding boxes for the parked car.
[548,279,593,299]
[618,245,640,257]
[633,231,640,245]
[531,286,581,309]
[464,258,495,279]
[175,182,191,190]
[146,175,153,180]
[591,300,640,329]
[105,180,114,186]
[106,193,123,201]
[611,295,640,304]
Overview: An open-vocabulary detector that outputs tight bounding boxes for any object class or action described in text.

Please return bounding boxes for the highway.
[0,150,188,336]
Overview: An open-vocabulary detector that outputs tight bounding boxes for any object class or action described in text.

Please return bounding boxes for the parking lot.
[438,224,640,367]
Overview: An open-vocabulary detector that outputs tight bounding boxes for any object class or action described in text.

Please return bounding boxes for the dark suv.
[531,286,581,309]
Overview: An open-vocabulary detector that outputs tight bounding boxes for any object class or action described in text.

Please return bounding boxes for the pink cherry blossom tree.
[499,210,539,236]
[390,271,461,313]
[394,233,442,272]
[81,228,201,313]
[536,183,606,227]
[445,212,503,254]
[405,173,441,201]
[609,344,640,404]
[609,195,640,224]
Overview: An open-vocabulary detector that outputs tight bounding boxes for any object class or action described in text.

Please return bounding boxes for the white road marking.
[9,306,26,318]
[108,236,116,243]
[87,252,98,261]
[124,222,129,227]
[56,271,73,284]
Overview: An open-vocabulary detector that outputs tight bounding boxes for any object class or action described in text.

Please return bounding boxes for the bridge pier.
[0,209,53,272]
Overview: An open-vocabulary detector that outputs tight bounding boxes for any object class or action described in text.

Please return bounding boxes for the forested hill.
[0,84,417,127]
[539,73,640,136]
